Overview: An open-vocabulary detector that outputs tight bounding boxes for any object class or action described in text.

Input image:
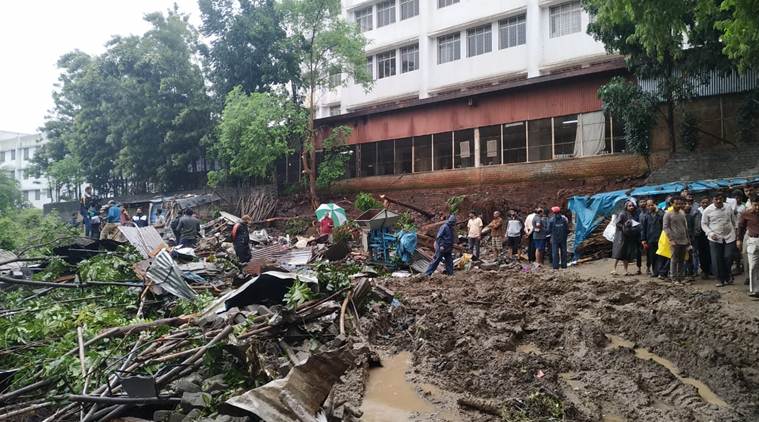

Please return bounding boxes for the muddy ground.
[332,264,759,422]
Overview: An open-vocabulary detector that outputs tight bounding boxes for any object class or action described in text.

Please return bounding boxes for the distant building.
[0,131,53,208]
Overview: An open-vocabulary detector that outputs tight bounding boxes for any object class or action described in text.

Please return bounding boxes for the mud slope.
[362,269,759,421]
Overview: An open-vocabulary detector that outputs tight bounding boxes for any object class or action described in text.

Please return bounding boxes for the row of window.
[366,43,420,80]
[318,111,626,178]
[5,168,40,181]
[354,0,462,32]
[22,189,48,202]
[0,147,35,162]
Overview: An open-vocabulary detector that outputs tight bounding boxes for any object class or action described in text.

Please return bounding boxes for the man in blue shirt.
[100,200,122,240]
[425,214,457,277]
[547,206,570,269]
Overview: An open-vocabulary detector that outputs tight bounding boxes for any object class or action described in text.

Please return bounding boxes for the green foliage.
[40,9,213,195]
[77,254,138,282]
[681,111,700,151]
[738,88,759,144]
[447,195,465,213]
[0,208,78,253]
[398,211,417,231]
[0,170,24,214]
[354,192,381,212]
[314,260,358,293]
[285,218,310,236]
[598,77,658,157]
[317,126,353,189]
[332,222,356,244]
[34,257,73,282]
[208,86,307,186]
[717,0,759,71]
[283,278,314,309]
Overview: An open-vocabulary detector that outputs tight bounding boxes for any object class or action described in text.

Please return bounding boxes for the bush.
[354,192,381,212]
[447,195,465,213]
[398,211,416,231]
[285,217,310,236]
[0,208,78,253]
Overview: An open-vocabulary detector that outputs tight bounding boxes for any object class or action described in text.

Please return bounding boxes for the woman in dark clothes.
[232,215,252,264]
[612,201,642,275]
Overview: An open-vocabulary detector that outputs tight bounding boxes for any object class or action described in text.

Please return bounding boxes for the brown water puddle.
[606,334,728,407]
[361,352,461,421]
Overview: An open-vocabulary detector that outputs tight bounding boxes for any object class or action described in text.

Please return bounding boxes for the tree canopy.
[0,170,23,214]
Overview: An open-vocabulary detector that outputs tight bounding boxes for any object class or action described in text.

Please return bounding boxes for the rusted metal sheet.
[317,71,618,146]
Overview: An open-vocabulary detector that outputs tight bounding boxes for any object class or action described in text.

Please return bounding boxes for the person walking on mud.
[641,199,664,277]
[612,201,641,276]
[424,214,457,277]
[702,193,738,287]
[547,206,569,269]
[663,197,690,283]
[531,208,548,267]
[486,211,504,258]
[466,211,483,260]
[737,195,759,297]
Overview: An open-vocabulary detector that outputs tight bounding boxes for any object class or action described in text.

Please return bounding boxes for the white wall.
[322,0,611,115]
[0,131,52,209]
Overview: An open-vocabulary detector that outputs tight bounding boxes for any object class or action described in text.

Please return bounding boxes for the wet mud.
[345,267,759,421]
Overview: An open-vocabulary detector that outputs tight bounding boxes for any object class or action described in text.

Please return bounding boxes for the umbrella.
[315,203,348,227]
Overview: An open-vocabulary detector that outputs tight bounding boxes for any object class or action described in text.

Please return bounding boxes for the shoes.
[715,282,727,288]
[749,292,759,298]
[658,274,666,280]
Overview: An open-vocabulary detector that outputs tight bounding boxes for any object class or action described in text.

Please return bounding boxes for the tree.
[280,0,372,208]
[583,0,731,152]
[207,86,307,186]
[0,170,23,214]
[40,8,213,196]
[717,0,759,71]
[198,0,300,99]
[316,125,353,189]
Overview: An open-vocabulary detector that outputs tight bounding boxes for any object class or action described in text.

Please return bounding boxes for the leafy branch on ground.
[283,278,315,309]
[354,192,381,212]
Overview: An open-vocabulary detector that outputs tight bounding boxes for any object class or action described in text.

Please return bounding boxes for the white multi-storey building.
[0,131,52,208]
[309,0,635,190]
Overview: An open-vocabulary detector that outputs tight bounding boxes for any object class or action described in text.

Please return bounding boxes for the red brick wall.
[331,152,670,193]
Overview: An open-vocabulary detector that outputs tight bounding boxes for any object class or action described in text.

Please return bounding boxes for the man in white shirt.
[701,193,738,287]
[524,208,537,262]
[466,211,483,261]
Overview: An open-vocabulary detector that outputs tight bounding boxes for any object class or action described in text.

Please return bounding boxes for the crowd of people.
[422,185,759,299]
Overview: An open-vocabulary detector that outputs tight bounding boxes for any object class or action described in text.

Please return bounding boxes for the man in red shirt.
[320,215,334,236]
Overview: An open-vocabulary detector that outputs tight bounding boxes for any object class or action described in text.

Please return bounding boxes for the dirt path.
[344,264,759,421]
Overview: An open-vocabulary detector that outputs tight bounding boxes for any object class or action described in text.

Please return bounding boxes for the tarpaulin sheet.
[568,190,632,258]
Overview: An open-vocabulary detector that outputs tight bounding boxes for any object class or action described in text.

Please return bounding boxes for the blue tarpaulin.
[569,175,759,259]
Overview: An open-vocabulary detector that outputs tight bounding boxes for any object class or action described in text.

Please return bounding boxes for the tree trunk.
[667,99,676,153]
[302,87,320,210]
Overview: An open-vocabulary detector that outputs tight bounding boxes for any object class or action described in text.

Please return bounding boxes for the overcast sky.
[0,0,202,134]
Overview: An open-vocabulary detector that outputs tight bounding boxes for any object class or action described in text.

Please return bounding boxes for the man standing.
[100,201,122,241]
[154,209,166,230]
[701,193,738,287]
[547,206,569,269]
[89,206,101,240]
[641,199,663,277]
[737,195,759,297]
[506,210,523,258]
[132,208,148,228]
[663,197,690,282]
[80,185,94,237]
[232,215,252,264]
[319,214,334,237]
[532,208,548,267]
[466,211,483,260]
[176,208,201,247]
[486,211,504,258]
[694,198,712,278]
[425,214,457,277]
[524,208,537,262]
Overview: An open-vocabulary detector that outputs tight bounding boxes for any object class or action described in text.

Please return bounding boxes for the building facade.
[308,0,653,191]
[0,131,52,208]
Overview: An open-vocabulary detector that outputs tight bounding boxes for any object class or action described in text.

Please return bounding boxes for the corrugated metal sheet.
[411,249,432,273]
[0,250,22,273]
[146,250,197,301]
[174,193,221,210]
[639,69,758,98]
[118,226,165,258]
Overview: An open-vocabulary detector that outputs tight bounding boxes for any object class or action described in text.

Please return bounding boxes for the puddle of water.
[362,352,461,422]
[516,343,542,354]
[606,334,728,407]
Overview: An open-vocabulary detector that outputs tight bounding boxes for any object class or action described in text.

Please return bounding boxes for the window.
[377,141,395,176]
[355,7,373,32]
[329,105,341,116]
[437,33,461,64]
[499,14,526,49]
[0,151,4,162]
[394,138,412,174]
[34,190,40,201]
[553,114,578,157]
[359,143,377,177]
[438,0,459,8]
[527,118,553,161]
[550,1,582,38]
[467,24,492,57]
[328,72,341,88]
[503,122,527,163]
[400,0,418,20]
[376,0,396,28]
[454,129,474,168]
[413,135,432,172]
[23,169,30,180]
[433,132,453,170]
[577,111,607,156]
[23,190,30,201]
[377,50,396,79]
[23,148,30,160]
[10,150,15,160]
[400,44,419,73]
[479,125,501,166]
[366,56,374,80]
